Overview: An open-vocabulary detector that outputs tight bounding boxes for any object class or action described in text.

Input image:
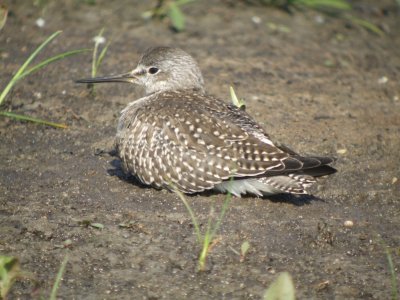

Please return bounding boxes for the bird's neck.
[145,86,205,96]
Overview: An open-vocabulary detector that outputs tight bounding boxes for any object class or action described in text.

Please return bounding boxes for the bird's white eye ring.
[148,67,159,74]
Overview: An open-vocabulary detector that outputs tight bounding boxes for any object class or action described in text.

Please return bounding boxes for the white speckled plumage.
[77,47,336,197]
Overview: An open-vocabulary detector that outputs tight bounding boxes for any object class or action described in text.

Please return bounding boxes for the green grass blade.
[298,0,351,10]
[92,28,105,78]
[386,248,398,300]
[230,86,246,109]
[210,192,232,239]
[20,48,91,80]
[230,86,240,107]
[0,31,83,106]
[95,42,110,73]
[198,209,214,271]
[49,255,69,300]
[0,111,67,129]
[174,188,202,242]
[198,227,211,271]
[0,77,14,105]
[0,256,20,299]
[175,0,196,5]
[205,206,214,241]
[347,15,384,36]
[92,46,98,78]
[168,2,185,31]
[14,31,62,80]
[241,241,250,256]
[264,272,295,300]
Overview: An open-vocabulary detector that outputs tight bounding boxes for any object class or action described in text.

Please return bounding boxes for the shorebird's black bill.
[75,72,136,84]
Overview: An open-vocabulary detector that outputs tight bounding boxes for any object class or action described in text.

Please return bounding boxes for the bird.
[76,46,336,197]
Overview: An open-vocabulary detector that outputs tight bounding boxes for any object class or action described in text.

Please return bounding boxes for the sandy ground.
[1,0,399,299]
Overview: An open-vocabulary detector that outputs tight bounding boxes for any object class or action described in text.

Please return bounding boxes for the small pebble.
[337,148,347,154]
[378,76,388,84]
[63,239,73,247]
[1,52,9,59]
[315,15,325,24]
[344,220,354,227]
[251,16,261,25]
[35,18,45,28]
[392,177,398,184]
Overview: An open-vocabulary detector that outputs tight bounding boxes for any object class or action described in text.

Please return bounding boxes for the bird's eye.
[148,67,159,74]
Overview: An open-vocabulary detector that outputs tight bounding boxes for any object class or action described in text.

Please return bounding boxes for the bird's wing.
[116,93,333,193]
[211,103,336,175]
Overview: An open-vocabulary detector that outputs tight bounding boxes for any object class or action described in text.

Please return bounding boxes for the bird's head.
[76,47,205,95]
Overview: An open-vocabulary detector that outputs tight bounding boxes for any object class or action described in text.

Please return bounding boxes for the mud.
[0,1,399,299]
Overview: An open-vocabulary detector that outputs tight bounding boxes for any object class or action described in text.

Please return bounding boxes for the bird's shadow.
[107,158,151,190]
[268,193,323,206]
[201,189,320,206]
[107,156,323,206]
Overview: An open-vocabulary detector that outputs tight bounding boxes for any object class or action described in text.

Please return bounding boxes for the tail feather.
[302,165,337,177]
[266,155,336,176]
[214,143,337,196]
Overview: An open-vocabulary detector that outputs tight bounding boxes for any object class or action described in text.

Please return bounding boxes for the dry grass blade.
[0,4,7,31]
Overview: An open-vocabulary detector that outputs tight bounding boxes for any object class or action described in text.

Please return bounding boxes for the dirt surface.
[1,1,399,299]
